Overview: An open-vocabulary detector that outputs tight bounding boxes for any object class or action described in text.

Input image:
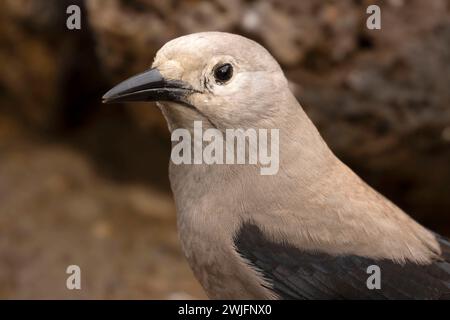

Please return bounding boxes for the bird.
[103,32,450,299]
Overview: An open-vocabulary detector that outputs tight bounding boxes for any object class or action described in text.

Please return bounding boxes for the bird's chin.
[158,101,215,132]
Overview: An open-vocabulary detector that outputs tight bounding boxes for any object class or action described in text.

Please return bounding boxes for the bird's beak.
[102,68,192,104]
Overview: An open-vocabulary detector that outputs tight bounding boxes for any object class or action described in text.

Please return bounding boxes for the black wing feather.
[234,223,450,300]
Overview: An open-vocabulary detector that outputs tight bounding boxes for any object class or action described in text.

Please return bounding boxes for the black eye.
[213,63,233,84]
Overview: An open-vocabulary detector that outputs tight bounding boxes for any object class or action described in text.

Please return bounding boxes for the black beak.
[102,68,192,104]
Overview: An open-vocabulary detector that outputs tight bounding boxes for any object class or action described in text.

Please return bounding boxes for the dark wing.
[234,223,450,300]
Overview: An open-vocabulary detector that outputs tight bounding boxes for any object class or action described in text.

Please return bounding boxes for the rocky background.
[0,0,449,299]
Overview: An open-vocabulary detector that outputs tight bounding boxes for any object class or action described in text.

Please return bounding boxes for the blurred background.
[0,0,449,299]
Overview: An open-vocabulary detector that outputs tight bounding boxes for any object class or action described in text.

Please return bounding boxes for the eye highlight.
[213,63,233,84]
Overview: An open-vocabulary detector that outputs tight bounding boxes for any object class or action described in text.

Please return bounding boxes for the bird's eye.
[213,63,233,84]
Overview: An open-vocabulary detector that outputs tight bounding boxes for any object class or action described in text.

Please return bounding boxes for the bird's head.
[103,32,291,130]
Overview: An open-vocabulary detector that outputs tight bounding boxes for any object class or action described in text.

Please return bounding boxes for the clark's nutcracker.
[103,32,450,299]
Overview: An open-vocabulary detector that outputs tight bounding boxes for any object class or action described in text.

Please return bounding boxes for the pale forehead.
[153,32,281,72]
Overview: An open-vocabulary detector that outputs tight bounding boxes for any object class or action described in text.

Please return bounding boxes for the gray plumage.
[103,32,450,299]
